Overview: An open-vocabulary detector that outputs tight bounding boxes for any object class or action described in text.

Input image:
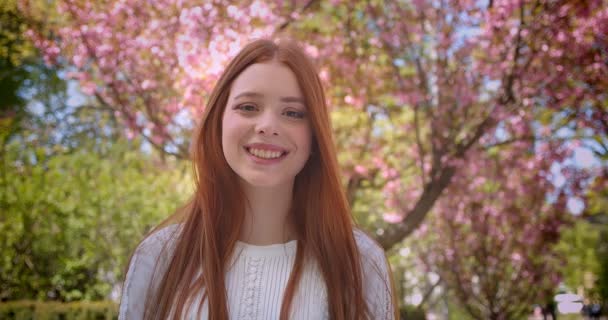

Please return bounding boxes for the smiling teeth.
[249,148,283,159]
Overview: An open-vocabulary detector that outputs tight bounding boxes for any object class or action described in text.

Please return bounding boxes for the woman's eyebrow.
[280,96,305,104]
[233,91,304,104]
[233,91,263,100]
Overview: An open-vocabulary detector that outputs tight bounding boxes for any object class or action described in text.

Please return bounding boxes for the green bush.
[0,137,191,301]
[0,300,117,320]
[399,304,426,320]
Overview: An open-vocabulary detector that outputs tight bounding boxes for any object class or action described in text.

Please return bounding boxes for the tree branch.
[482,133,598,150]
[274,0,318,34]
[416,276,442,311]
[377,165,456,250]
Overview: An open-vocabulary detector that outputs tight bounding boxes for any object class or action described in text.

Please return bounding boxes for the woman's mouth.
[243,146,289,163]
[246,147,286,159]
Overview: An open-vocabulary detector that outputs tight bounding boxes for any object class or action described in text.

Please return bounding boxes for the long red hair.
[130,38,385,319]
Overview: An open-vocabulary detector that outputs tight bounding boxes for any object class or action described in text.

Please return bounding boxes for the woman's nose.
[255,112,279,136]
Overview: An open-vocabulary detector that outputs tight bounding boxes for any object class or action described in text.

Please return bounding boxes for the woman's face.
[221,61,312,189]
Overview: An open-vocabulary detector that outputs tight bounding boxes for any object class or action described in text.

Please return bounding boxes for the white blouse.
[119,224,395,319]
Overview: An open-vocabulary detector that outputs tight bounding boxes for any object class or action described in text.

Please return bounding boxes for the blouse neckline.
[234,239,297,258]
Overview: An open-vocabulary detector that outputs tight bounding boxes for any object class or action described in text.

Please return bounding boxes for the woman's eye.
[236,104,257,112]
[284,110,306,119]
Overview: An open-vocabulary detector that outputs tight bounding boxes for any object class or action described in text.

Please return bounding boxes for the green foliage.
[399,304,426,320]
[598,232,608,304]
[0,0,37,66]
[0,0,67,147]
[0,0,191,303]
[0,300,117,320]
[587,175,608,304]
[557,172,608,305]
[556,219,601,297]
[1,0,32,141]
[0,136,192,301]
[555,216,608,316]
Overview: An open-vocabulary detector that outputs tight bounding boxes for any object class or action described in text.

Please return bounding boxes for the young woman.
[119,38,397,320]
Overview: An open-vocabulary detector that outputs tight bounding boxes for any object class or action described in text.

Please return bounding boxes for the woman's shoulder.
[352,227,385,260]
[135,223,183,257]
[119,224,183,320]
[352,227,391,283]
[352,228,396,318]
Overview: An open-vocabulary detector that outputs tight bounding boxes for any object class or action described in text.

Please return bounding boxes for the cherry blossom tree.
[414,139,589,319]
[330,0,607,249]
[22,0,607,252]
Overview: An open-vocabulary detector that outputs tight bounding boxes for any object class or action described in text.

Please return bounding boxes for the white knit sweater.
[118,224,395,319]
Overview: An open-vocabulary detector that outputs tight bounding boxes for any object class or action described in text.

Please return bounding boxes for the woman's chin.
[240,176,291,189]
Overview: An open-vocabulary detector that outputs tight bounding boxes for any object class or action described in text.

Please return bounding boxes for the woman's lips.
[244,146,288,164]
[243,143,290,164]
[244,142,288,153]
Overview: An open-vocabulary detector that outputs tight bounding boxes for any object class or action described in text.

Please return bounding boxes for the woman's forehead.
[229,62,303,101]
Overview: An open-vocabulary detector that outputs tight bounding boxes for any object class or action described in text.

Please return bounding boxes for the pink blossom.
[382,212,404,224]
[81,82,96,95]
[344,95,354,104]
[354,165,368,176]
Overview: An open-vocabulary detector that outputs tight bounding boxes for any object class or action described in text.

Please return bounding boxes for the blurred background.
[1,0,606,319]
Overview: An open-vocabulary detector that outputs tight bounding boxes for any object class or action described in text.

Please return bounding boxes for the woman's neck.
[239,181,297,246]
